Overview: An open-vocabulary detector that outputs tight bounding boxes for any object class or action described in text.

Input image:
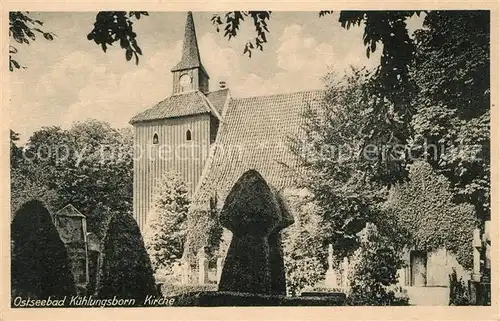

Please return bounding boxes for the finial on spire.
[171,11,206,73]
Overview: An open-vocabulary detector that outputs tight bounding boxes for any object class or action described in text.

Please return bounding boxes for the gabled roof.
[194,90,326,203]
[56,204,85,218]
[130,91,217,124]
[206,88,230,116]
[171,11,209,77]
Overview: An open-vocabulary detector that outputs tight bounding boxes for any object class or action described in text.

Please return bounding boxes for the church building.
[129,11,324,229]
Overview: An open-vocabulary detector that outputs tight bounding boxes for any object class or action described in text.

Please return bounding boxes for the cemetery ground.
[10,167,491,307]
[11,171,349,307]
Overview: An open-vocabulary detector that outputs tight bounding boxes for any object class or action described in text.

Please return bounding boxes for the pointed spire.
[171,11,206,74]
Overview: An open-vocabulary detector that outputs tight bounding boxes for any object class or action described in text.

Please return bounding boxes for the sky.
[9,11,424,144]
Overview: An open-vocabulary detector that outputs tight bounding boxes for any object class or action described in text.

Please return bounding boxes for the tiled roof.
[171,11,208,76]
[56,204,85,218]
[129,91,213,124]
[194,90,326,203]
[206,88,230,116]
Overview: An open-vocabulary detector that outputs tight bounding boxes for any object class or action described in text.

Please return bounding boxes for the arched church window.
[152,133,159,145]
[186,130,192,141]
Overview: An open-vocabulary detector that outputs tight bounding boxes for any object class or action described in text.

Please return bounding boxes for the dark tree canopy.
[12,120,133,238]
[87,11,149,65]
[211,11,272,58]
[99,213,157,303]
[328,11,421,105]
[10,130,22,169]
[9,11,55,71]
[413,10,489,120]
[11,200,76,300]
[410,10,490,220]
[9,11,147,70]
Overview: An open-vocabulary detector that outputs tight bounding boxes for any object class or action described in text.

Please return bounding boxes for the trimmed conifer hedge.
[170,291,346,306]
[11,200,76,300]
[98,213,158,304]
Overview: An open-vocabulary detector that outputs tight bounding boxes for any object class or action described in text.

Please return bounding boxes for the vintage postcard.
[2,1,498,320]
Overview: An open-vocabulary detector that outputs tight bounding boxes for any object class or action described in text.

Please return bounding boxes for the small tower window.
[186,130,192,141]
[152,133,159,145]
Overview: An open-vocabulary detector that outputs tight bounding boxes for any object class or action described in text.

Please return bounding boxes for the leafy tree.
[9,11,147,70]
[11,200,76,300]
[211,11,272,58]
[12,119,133,238]
[99,212,157,302]
[87,11,149,64]
[290,68,405,257]
[412,11,489,120]
[10,171,61,218]
[10,130,22,168]
[409,11,490,221]
[9,130,62,216]
[291,11,489,233]
[10,9,420,76]
[143,171,190,273]
[327,11,420,108]
[9,11,55,71]
[214,10,422,129]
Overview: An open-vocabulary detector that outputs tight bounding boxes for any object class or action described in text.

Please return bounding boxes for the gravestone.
[216,257,223,284]
[198,247,209,284]
[324,244,339,288]
[54,204,89,294]
[181,260,190,284]
[218,170,292,294]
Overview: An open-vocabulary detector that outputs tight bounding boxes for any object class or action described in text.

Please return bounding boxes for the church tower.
[130,11,229,230]
[171,11,210,94]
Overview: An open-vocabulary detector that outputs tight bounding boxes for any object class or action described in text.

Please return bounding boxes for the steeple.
[171,11,210,94]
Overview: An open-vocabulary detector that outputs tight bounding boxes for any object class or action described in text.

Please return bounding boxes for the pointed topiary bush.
[98,213,157,304]
[11,199,76,300]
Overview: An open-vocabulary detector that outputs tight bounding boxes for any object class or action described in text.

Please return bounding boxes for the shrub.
[98,213,157,303]
[347,223,407,306]
[10,172,62,218]
[143,171,190,273]
[449,268,470,306]
[171,291,346,306]
[11,200,76,300]
[282,189,328,296]
[160,283,217,297]
[183,197,223,266]
[215,228,232,261]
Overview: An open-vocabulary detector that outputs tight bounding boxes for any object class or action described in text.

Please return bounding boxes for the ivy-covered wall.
[382,161,477,269]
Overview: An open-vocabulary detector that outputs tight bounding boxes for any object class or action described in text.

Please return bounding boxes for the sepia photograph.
[6,8,492,313]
